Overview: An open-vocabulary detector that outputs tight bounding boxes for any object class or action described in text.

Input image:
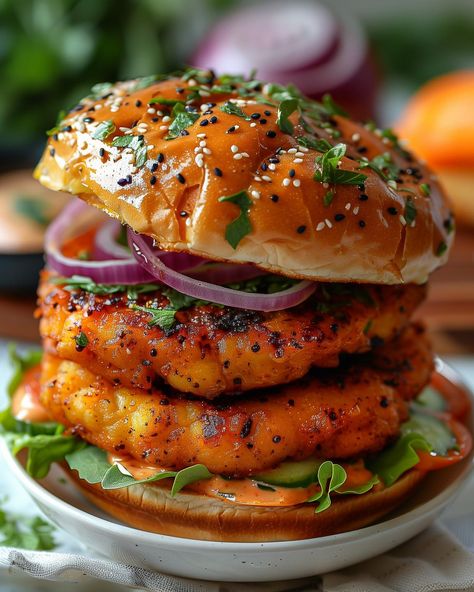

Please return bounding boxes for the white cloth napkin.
[1,520,473,592]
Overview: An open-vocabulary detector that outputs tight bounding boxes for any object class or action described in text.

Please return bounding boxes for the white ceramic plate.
[2,359,473,583]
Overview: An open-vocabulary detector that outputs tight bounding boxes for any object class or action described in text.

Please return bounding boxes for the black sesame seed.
[270,194,279,202]
[99,148,105,158]
[387,207,397,215]
[359,193,368,201]
[330,323,339,333]
[268,157,280,164]
[64,125,72,133]
[203,110,213,116]
[266,130,277,138]
[226,126,236,133]
[334,213,345,222]
[329,411,338,421]
[264,110,271,116]
[296,225,306,234]
[357,146,368,154]
[214,167,223,177]
[251,343,260,353]
[250,112,261,119]
[150,162,158,172]
[126,174,132,184]
[289,168,295,178]
[176,173,185,184]
[359,220,366,228]
[259,118,267,124]
[380,397,389,408]
[150,348,157,357]
[179,211,188,217]
[142,359,151,366]
[200,119,209,127]
[357,184,366,191]
[157,153,164,163]
[152,117,159,122]
[272,435,282,443]
[135,100,142,107]
[150,175,157,185]
[176,87,184,94]
[83,117,94,123]
[180,129,190,136]
[49,147,55,157]
[138,134,144,141]
[53,134,59,141]
[210,116,218,124]
[288,399,295,407]
[117,178,128,187]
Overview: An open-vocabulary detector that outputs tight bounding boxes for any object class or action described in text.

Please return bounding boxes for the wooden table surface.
[1,229,473,354]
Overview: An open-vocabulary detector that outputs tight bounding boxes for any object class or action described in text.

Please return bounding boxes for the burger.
[2,68,471,542]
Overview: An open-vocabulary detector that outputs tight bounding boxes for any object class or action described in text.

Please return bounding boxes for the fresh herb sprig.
[314,143,368,186]
[218,190,253,249]
[0,499,56,551]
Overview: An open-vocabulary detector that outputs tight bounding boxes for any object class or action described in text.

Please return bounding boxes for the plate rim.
[2,357,474,552]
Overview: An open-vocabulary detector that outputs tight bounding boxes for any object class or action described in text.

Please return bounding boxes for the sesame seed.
[241,152,250,158]
[117,178,128,187]
[359,220,366,228]
[264,110,271,116]
[99,148,105,157]
[194,147,202,154]
[316,222,325,232]
[135,100,142,107]
[250,122,257,128]
[233,153,243,160]
[200,119,209,127]
[251,190,261,199]
[159,125,168,131]
[325,218,333,228]
[197,133,207,139]
[353,206,360,215]
[203,147,212,155]
[334,213,345,222]
[254,176,262,182]
[176,173,185,184]
[157,153,164,163]
[351,133,361,142]
[399,215,407,226]
[271,194,279,202]
[359,194,368,201]
[268,163,276,171]
[226,126,236,133]
[288,148,297,154]
[293,179,301,187]
[250,112,261,119]
[262,175,272,182]
[147,108,156,114]
[283,178,291,187]
[199,140,207,147]
[293,158,303,164]
[195,155,204,167]
[162,115,171,123]
[387,207,397,215]
[298,146,309,153]
[210,116,218,124]
[179,211,187,217]
[296,225,306,234]
[345,202,351,210]
[119,126,130,133]
[266,130,277,138]
[214,167,223,177]
[289,169,296,178]
[295,152,305,157]
[150,175,157,185]
[231,145,239,153]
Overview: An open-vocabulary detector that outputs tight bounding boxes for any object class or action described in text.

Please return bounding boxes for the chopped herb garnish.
[131,306,177,331]
[89,82,113,100]
[166,103,200,139]
[220,101,249,119]
[314,143,367,186]
[112,134,147,167]
[323,190,335,207]
[93,120,115,141]
[436,241,448,257]
[75,332,89,349]
[218,190,253,249]
[46,109,67,137]
[322,94,348,117]
[277,99,299,135]
[132,74,161,91]
[51,275,160,299]
[297,136,332,152]
[405,198,417,225]
[148,97,185,106]
[420,183,431,196]
[0,500,56,550]
[358,152,399,182]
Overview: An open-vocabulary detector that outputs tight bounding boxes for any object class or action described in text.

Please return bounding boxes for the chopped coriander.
[46,109,67,136]
[297,136,332,152]
[322,94,348,117]
[148,97,185,106]
[277,99,299,135]
[112,134,147,167]
[323,190,335,207]
[405,198,417,225]
[132,74,161,91]
[420,183,431,196]
[358,152,399,182]
[92,120,115,141]
[131,305,177,331]
[166,103,199,139]
[220,101,249,119]
[314,143,367,186]
[0,500,56,551]
[436,241,448,257]
[218,190,253,249]
[51,275,160,299]
[75,332,89,349]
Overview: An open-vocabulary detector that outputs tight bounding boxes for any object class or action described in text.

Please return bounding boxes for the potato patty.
[38,273,425,398]
[40,324,432,477]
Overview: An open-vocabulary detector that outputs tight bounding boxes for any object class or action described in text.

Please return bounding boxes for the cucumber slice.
[413,386,447,412]
[253,458,321,488]
[402,411,456,455]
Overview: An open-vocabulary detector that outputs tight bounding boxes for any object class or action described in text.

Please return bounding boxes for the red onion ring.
[45,200,154,284]
[128,229,317,312]
[94,219,131,260]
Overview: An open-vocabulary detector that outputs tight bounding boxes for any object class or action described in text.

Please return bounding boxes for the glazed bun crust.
[35,73,453,284]
[67,467,425,542]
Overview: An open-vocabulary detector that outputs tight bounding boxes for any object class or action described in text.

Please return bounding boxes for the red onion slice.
[128,230,316,312]
[94,219,131,260]
[45,200,154,284]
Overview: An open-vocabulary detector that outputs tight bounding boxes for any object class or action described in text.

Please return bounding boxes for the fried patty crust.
[38,272,426,398]
[40,324,432,477]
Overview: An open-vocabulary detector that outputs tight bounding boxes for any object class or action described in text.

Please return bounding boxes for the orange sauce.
[61,227,97,259]
[11,364,50,423]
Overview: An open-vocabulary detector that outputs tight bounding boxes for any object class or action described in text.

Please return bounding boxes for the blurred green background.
[0,0,473,148]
